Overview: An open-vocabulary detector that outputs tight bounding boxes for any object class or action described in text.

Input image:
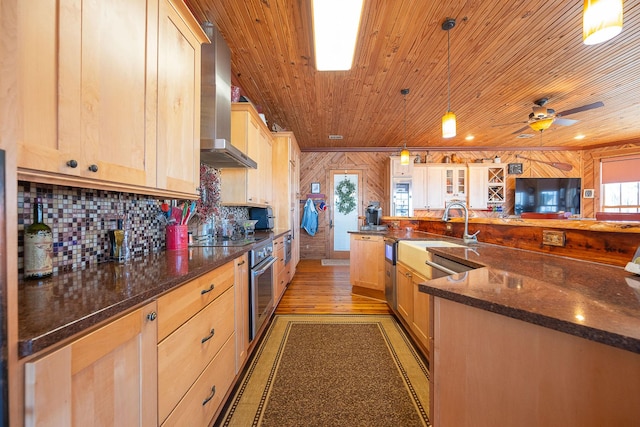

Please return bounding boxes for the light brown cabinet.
[221,103,273,206]
[156,0,207,196]
[16,0,206,198]
[234,254,249,373]
[274,236,287,301]
[349,234,385,300]
[156,260,236,425]
[24,301,158,427]
[396,261,431,355]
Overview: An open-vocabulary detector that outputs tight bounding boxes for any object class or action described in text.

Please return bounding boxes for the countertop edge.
[419,283,640,354]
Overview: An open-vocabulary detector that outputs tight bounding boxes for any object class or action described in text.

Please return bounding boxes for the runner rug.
[217,314,430,426]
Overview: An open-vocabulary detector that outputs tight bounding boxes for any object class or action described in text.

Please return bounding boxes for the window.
[601,155,640,213]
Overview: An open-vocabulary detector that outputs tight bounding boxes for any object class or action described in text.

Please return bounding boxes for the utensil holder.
[166,225,188,250]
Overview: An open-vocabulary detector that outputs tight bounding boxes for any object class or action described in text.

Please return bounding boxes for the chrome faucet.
[442,201,480,244]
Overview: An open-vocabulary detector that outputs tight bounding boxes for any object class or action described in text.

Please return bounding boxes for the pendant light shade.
[583,0,623,45]
[400,147,411,165]
[400,88,410,165]
[442,18,456,139]
[442,111,457,138]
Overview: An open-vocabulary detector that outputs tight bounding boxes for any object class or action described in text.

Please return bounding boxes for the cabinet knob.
[66,160,78,168]
[88,164,99,172]
[146,312,157,321]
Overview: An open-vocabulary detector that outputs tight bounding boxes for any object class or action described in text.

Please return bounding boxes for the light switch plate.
[542,230,566,247]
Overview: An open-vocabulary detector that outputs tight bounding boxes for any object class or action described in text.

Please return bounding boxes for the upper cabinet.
[221,103,273,207]
[390,156,414,177]
[16,0,207,198]
[272,132,300,230]
[156,0,208,195]
[468,164,507,210]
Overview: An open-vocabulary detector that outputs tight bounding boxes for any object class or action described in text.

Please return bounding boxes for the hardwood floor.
[275,259,391,315]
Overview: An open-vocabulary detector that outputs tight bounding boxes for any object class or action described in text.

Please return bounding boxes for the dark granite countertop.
[361,230,640,354]
[18,231,287,358]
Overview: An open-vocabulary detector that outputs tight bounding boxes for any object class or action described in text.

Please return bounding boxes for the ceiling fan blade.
[553,117,578,126]
[492,120,527,127]
[512,124,530,135]
[556,101,604,117]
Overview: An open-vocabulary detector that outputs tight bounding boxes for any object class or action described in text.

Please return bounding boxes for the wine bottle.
[24,199,53,279]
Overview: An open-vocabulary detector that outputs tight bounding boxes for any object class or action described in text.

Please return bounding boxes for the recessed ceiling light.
[312,0,364,71]
[574,134,586,140]
[465,135,474,141]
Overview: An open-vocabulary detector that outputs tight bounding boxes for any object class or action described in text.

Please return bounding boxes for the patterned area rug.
[320,259,350,266]
[217,315,430,427]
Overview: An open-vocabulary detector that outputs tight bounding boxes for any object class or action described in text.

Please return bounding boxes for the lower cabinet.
[24,301,159,427]
[157,260,236,425]
[234,253,249,374]
[274,236,287,301]
[349,234,385,299]
[396,261,431,357]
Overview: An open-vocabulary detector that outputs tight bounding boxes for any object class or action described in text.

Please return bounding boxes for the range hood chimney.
[200,22,257,169]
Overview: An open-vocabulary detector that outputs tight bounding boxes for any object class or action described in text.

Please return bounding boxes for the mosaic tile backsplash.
[18,179,248,277]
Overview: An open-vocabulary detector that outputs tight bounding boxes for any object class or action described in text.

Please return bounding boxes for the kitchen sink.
[397,240,469,278]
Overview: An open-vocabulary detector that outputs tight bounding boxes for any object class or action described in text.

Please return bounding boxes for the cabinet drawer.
[161,333,236,427]
[157,261,234,341]
[158,288,234,422]
[352,234,383,242]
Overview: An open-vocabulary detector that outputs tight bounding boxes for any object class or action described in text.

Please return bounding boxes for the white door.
[330,171,361,259]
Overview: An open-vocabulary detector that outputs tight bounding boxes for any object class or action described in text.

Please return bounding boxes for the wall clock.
[508,163,523,174]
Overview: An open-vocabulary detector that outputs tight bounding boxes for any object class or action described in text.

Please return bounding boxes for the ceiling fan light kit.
[442,18,457,139]
[400,88,411,165]
[583,0,623,45]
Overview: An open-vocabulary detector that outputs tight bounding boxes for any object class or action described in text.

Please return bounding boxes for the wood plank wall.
[299,145,638,260]
[299,152,388,259]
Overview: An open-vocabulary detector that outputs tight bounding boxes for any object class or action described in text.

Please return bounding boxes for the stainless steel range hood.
[200,22,257,169]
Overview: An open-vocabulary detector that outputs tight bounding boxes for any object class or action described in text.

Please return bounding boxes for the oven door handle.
[252,256,277,276]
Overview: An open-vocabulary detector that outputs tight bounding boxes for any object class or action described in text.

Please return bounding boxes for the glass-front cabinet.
[444,166,466,203]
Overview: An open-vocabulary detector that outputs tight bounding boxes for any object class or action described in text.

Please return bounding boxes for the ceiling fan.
[495,98,604,134]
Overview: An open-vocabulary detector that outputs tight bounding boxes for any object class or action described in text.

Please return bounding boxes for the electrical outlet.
[445,223,453,231]
[542,230,565,247]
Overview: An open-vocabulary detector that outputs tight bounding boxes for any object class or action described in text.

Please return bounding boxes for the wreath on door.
[335,179,356,215]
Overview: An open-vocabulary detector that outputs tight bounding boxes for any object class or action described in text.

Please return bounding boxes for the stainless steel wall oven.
[249,238,276,341]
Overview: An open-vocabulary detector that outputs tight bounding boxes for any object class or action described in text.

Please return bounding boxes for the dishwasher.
[384,238,397,310]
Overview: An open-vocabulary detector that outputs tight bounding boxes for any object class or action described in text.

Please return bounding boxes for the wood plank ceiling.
[186,0,640,152]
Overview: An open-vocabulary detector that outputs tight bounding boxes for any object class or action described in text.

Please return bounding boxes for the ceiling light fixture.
[312,0,364,71]
[583,0,623,45]
[400,88,411,165]
[442,18,456,138]
[528,117,554,132]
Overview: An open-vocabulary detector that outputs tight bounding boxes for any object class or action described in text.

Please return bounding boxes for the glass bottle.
[24,198,53,279]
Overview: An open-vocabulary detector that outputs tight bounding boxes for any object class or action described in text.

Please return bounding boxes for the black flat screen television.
[515,178,581,215]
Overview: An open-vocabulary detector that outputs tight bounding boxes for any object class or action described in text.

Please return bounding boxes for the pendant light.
[400,88,410,165]
[442,18,456,138]
[583,0,623,45]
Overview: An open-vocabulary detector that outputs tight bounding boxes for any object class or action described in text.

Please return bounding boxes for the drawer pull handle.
[201,284,215,295]
[201,328,215,343]
[237,260,245,266]
[202,385,216,406]
[405,272,412,278]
